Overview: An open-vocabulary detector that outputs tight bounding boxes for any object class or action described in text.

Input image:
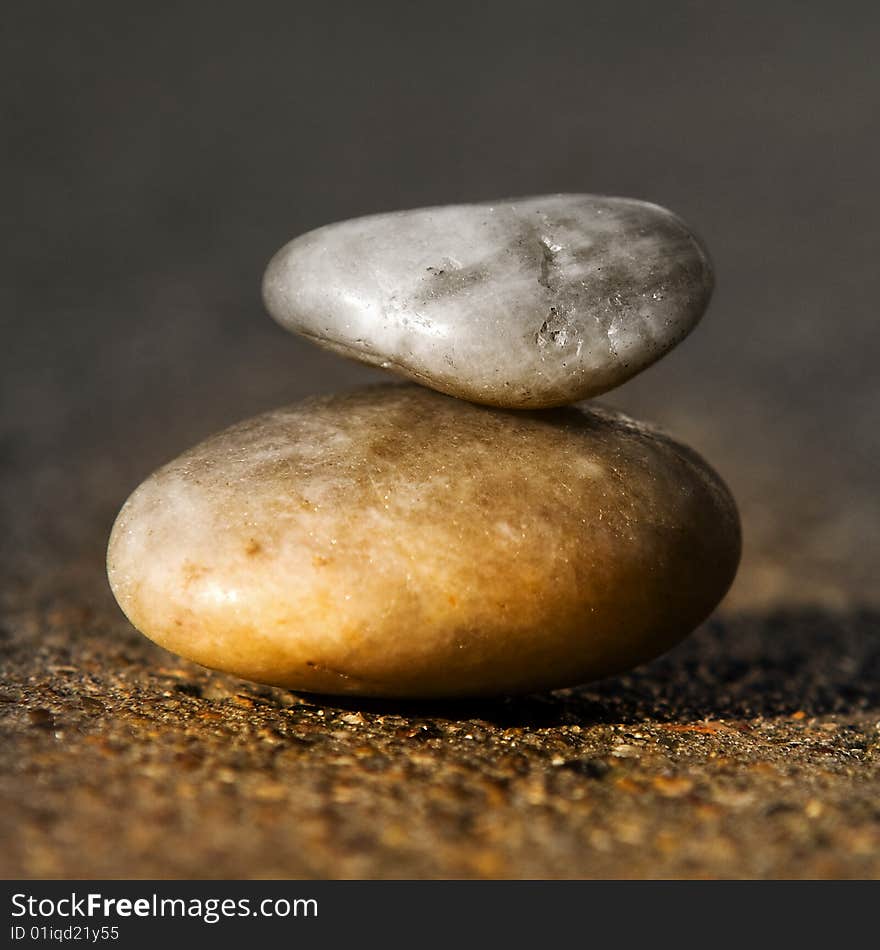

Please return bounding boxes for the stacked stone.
[108,195,740,698]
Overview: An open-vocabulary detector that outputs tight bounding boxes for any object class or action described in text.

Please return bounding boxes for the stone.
[262,194,713,408]
[106,385,740,698]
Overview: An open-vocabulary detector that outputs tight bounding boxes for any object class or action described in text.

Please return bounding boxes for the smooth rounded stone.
[107,386,740,698]
[263,194,713,408]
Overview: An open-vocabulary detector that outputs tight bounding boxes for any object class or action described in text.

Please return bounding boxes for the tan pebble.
[252,783,288,802]
[616,821,646,845]
[614,776,643,794]
[611,745,641,758]
[107,385,740,698]
[652,775,695,798]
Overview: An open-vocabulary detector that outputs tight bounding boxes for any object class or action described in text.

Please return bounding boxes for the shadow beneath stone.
[307,608,880,727]
[306,689,569,728]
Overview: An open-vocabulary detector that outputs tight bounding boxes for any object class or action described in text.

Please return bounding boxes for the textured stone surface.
[263,195,713,408]
[107,386,739,697]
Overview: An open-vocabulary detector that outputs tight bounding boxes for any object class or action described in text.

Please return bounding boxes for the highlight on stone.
[108,194,739,698]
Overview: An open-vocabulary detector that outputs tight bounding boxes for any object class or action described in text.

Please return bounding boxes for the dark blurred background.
[3,1,878,610]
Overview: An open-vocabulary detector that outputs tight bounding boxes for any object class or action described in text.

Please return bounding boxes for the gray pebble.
[263,194,713,407]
